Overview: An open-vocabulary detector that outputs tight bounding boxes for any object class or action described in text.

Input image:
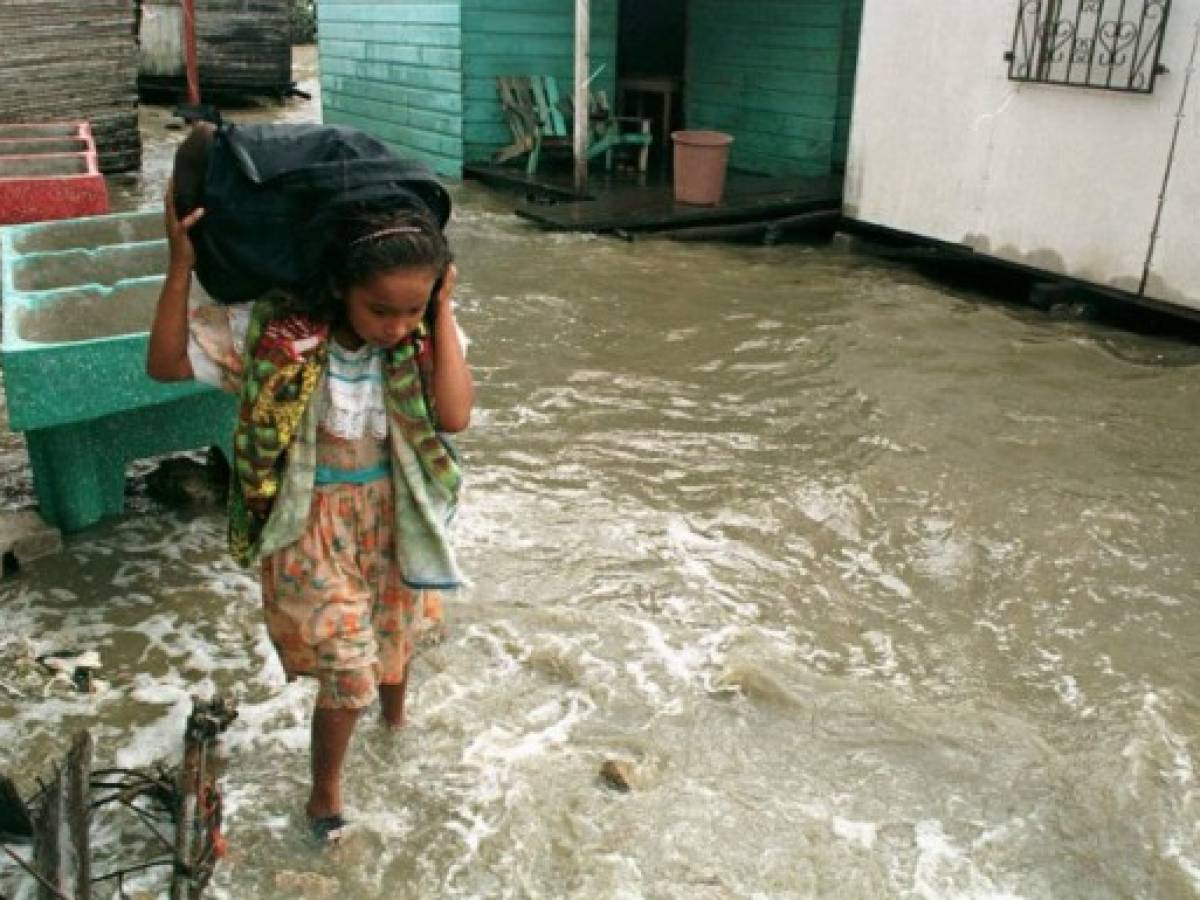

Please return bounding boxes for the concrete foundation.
[0,510,63,572]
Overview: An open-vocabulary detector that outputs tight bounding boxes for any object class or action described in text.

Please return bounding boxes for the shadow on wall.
[833,228,1200,347]
[289,0,316,44]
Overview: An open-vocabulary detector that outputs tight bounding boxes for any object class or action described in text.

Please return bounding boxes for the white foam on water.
[662,516,762,620]
[220,678,313,756]
[624,657,670,707]
[1054,674,1082,708]
[113,692,195,768]
[462,692,593,770]
[837,548,914,601]
[1124,690,1200,891]
[914,517,976,585]
[910,819,1022,900]
[833,815,878,849]
[732,337,777,354]
[524,631,620,703]
[795,480,864,542]
[619,617,750,714]
[859,433,908,453]
[860,630,904,684]
[459,622,526,677]
[250,622,288,688]
[434,693,599,893]
[128,667,187,704]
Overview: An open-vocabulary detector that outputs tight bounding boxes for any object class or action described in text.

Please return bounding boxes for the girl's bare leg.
[379,667,410,730]
[307,705,362,819]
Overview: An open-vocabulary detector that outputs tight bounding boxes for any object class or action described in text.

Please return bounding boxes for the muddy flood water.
[2,49,1200,900]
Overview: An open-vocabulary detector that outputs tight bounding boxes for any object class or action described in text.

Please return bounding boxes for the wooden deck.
[463,162,843,234]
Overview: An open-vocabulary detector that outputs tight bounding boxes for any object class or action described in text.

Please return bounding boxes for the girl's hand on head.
[434,263,458,318]
[428,259,472,431]
[164,177,205,274]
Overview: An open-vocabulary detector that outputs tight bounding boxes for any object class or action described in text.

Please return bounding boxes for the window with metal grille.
[1007,0,1172,93]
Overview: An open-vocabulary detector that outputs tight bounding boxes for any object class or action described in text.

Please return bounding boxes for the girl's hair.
[297,204,453,321]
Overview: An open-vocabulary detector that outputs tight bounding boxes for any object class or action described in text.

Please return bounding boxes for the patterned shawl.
[228,299,462,577]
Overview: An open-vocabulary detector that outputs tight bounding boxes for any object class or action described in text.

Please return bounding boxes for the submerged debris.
[0,696,237,899]
[36,649,108,695]
[145,452,230,508]
[0,643,111,699]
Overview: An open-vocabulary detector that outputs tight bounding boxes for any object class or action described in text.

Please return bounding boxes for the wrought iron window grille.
[1006,0,1172,94]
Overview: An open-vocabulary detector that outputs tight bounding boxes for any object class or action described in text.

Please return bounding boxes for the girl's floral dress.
[190,303,443,709]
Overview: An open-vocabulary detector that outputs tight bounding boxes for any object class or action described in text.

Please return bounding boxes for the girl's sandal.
[308,813,349,846]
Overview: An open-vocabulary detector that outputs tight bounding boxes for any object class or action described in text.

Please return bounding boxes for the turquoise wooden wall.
[833,0,863,168]
[686,0,858,177]
[315,0,861,179]
[461,0,618,166]
[317,0,464,178]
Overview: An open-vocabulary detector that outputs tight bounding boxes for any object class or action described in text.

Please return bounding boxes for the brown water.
[2,49,1199,900]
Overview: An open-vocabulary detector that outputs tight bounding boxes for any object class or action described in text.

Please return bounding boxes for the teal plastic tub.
[1,210,236,531]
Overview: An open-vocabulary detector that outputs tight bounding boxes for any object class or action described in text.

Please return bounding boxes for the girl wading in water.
[148,164,472,844]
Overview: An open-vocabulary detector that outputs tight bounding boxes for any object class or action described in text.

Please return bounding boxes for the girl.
[147,180,473,844]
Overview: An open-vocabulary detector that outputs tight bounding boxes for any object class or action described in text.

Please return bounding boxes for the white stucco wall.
[845,1,1200,313]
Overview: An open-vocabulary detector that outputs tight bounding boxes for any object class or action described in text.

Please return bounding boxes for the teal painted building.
[318,0,861,180]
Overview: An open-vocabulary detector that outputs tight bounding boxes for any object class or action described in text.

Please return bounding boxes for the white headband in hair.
[350,225,423,246]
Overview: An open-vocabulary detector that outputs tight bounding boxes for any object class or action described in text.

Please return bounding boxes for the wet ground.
[2,45,1199,900]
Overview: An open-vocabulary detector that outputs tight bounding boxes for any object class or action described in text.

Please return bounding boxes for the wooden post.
[32,764,64,900]
[171,725,203,900]
[29,732,93,900]
[4,709,235,899]
[573,0,590,192]
[182,0,201,105]
[66,732,93,900]
[170,697,237,900]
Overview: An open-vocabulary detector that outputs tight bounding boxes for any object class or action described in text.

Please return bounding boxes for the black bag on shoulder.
[176,122,452,304]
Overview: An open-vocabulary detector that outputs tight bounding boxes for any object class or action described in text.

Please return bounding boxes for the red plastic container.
[0,123,109,225]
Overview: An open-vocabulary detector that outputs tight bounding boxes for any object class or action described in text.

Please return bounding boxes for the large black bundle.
[175,122,451,303]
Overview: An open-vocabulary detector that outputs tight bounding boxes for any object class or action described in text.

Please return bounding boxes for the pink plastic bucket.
[671,130,733,205]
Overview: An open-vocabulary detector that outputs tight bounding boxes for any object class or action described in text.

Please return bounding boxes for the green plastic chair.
[495,75,652,177]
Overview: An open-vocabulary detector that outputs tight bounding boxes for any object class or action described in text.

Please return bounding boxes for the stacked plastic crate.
[0,0,141,173]
[0,123,109,226]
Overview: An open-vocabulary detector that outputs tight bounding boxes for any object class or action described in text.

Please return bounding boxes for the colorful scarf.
[228,299,463,578]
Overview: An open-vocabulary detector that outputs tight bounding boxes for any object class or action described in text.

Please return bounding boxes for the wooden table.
[617,75,681,167]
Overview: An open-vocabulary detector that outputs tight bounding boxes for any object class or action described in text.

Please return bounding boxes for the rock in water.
[599,759,633,792]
